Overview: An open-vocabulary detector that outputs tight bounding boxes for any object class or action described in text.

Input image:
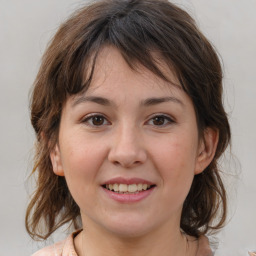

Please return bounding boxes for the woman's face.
[51,46,209,238]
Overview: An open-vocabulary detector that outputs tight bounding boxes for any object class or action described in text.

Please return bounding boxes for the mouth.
[102,183,156,194]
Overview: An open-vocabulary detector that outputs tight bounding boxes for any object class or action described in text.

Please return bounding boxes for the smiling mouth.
[102,183,156,194]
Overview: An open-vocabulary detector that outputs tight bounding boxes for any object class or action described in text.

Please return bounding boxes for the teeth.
[128,184,137,193]
[113,184,119,192]
[119,184,128,192]
[105,183,152,193]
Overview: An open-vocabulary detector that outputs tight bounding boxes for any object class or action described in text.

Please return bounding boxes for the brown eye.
[152,116,165,126]
[148,115,174,126]
[83,114,109,127]
[91,116,105,126]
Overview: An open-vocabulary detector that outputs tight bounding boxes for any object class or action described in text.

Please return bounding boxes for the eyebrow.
[141,96,184,107]
[72,96,114,107]
[72,96,184,108]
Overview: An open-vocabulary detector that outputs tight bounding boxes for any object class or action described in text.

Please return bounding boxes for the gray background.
[0,0,255,255]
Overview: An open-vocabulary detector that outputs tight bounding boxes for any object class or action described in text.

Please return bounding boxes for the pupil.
[153,117,164,125]
[93,116,104,125]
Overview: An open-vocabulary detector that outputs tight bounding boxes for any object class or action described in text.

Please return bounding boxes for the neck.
[74,217,193,256]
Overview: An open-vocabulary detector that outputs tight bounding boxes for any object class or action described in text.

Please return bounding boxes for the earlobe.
[194,128,219,175]
[50,144,65,176]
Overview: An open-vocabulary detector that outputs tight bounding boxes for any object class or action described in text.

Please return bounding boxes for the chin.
[101,214,157,238]
[107,225,151,239]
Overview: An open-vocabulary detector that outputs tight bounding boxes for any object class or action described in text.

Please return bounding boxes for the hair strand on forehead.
[26,0,231,240]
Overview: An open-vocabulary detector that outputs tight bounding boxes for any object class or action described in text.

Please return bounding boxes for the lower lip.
[102,186,155,203]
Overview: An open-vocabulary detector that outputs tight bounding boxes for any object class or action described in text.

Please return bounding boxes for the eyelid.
[81,113,111,126]
[80,113,175,127]
[146,114,175,126]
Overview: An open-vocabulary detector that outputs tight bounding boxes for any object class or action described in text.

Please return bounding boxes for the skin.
[50,46,218,256]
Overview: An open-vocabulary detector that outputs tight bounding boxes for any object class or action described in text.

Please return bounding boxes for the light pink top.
[32,231,213,256]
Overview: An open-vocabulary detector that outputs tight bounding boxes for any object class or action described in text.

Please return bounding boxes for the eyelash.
[82,114,110,127]
[146,114,175,127]
[81,114,175,127]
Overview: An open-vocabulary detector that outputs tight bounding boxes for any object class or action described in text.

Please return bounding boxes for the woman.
[26,0,231,255]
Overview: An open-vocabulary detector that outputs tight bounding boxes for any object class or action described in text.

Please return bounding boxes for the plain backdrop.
[0,0,255,255]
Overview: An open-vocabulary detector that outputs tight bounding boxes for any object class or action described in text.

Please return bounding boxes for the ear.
[50,144,65,176]
[194,128,219,175]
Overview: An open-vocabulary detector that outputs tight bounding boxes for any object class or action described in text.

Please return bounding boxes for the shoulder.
[31,239,65,256]
[31,230,81,256]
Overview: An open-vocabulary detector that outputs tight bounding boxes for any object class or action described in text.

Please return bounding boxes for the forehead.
[83,46,182,97]
[66,46,195,113]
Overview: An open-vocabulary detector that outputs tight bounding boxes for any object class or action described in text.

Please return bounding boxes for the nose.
[108,125,147,168]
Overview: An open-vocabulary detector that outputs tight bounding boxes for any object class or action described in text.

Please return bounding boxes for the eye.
[82,114,110,127]
[147,115,174,126]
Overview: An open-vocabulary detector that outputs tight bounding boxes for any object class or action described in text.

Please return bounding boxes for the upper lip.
[102,177,155,186]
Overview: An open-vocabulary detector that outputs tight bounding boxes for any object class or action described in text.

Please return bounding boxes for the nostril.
[112,159,140,168]
[108,143,147,168]
[112,160,123,167]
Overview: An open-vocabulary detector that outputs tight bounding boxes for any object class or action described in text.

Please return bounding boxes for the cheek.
[152,136,198,170]
[60,135,105,174]
[59,136,106,198]
[150,137,197,198]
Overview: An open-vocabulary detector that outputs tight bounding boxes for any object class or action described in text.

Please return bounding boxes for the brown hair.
[26,0,231,240]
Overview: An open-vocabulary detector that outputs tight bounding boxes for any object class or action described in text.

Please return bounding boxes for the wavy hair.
[26,0,231,240]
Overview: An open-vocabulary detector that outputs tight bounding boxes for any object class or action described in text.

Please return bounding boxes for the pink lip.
[101,177,156,203]
[101,186,155,203]
[102,177,154,185]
